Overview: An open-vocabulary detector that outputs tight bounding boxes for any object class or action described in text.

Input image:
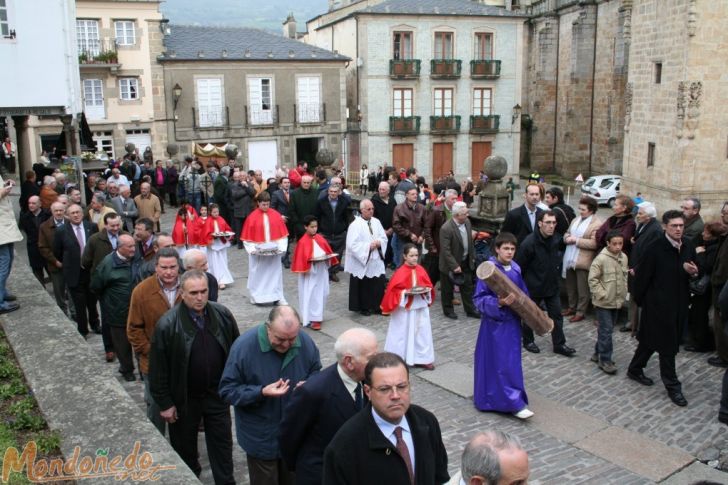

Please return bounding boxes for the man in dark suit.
[17,195,50,284]
[279,328,378,485]
[229,171,256,249]
[109,184,138,233]
[38,201,70,316]
[213,166,232,223]
[314,184,350,282]
[271,177,292,268]
[501,183,543,245]
[322,352,449,485]
[53,203,99,337]
[438,202,480,320]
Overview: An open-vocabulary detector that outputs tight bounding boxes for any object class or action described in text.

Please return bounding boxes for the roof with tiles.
[161,25,349,62]
[361,0,528,17]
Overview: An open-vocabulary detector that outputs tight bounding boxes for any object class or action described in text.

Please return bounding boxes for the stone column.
[11,115,31,175]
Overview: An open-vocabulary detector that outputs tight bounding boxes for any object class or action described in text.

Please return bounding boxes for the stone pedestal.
[469,154,510,232]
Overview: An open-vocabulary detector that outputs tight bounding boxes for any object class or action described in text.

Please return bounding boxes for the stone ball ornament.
[166,144,179,157]
[225,144,239,160]
[125,143,136,155]
[315,148,336,168]
[484,155,508,180]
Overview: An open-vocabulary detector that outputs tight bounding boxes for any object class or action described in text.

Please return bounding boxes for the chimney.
[282,12,296,39]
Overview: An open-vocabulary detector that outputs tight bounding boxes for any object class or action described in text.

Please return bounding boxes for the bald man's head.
[27,196,41,213]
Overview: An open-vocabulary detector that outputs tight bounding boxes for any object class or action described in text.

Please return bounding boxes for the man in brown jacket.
[134,182,161,230]
[38,201,70,316]
[423,189,458,284]
[127,247,182,434]
[391,186,426,267]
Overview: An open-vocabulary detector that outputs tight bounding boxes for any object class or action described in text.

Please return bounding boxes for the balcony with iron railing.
[430,115,461,135]
[295,103,327,125]
[470,60,501,79]
[430,59,462,79]
[192,107,229,130]
[389,116,421,136]
[389,59,421,79]
[246,105,279,127]
[470,115,500,134]
[78,39,119,68]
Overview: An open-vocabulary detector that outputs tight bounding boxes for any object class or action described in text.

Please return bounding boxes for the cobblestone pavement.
[22,208,728,484]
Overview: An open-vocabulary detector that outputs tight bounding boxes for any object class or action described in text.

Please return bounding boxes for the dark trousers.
[109,326,134,376]
[232,216,245,247]
[101,314,114,352]
[720,368,728,421]
[688,291,715,350]
[440,265,476,315]
[322,232,346,274]
[628,341,682,393]
[714,283,728,361]
[168,393,235,485]
[246,455,294,485]
[167,185,178,206]
[522,293,566,348]
[423,253,440,285]
[50,270,69,316]
[384,234,394,266]
[68,278,98,336]
[31,267,46,286]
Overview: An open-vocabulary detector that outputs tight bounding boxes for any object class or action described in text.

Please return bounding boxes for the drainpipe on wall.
[587,3,599,177]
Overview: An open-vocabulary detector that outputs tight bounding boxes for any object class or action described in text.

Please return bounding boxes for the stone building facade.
[160,25,348,178]
[621,0,728,217]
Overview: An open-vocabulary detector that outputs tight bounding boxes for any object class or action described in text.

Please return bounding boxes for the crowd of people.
[1,151,727,484]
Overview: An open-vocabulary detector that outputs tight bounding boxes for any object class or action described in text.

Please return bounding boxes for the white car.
[581,175,621,207]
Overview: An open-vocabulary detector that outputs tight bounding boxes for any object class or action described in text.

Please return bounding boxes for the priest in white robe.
[240,192,289,305]
[344,199,388,316]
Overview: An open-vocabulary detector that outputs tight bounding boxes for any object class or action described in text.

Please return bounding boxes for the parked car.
[581,175,621,207]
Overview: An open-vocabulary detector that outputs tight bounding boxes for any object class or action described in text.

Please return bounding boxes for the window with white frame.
[119,78,139,100]
[434,88,453,116]
[473,88,492,116]
[248,77,274,125]
[77,19,100,56]
[196,78,224,127]
[393,88,413,117]
[393,31,413,60]
[0,0,10,37]
[434,32,453,60]
[93,131,114,159]
[114,20,135,46]
[474,33,493,60]
[83,79,105,120]
[297,76,321,123]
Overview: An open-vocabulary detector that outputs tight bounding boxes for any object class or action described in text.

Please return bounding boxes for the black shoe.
[329,273,340,283]
[668,391,687,407]
[359,310,371,317]
[122,373,136,382]
[466,311,481,319]
[619,325,632,333]
[90,324,102,334]
[684,345,710,353]
[719,415,728,425]
[627,371,654,386]
[4,293,17,302]
[553,345,576,357]
[0,302,19,315]
[707,356,728,368]
[524,342,540,354]
[237,242,243,250]
[444,312,458,320]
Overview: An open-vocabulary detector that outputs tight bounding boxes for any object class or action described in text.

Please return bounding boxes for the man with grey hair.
[110,184,139,232]
[107,167,130,188]
[424,188,459,284]
[219,305,322,485]
[182,248,218,302]
[344,198,388,316]
[371,180,397,267]
[681,197,703,243]
[447,431,529,485]
[622,201,662,332]
[439,201,480,319]
[39,175,58,210]
[280,328,378,484]
[86,192,116,230]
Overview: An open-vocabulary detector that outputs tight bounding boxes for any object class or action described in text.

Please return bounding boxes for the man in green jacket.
[90,234,137,381]
[288,174,319,238]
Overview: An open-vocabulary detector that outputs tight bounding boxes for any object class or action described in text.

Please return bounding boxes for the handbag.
[689,274,710,295]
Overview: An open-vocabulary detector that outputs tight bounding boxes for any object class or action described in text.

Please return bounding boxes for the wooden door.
[432,142,453,181]
[471,141,492,180]
[392,143,414,170]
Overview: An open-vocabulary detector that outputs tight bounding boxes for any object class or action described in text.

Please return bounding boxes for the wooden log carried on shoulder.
[476,261,554,336]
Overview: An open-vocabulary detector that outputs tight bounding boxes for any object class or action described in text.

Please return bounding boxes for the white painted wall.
[0,0,80,113]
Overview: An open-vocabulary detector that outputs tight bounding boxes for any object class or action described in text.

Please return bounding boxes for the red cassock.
[240,208,289,243]
[200,215,233,245]
[380,264,435,315]
[192,217,209,245]
[291,233,339,273]
[171,205,199,245]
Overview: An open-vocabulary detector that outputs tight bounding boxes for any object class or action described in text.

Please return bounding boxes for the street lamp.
[172,83,183,110]
[511,103,522,125]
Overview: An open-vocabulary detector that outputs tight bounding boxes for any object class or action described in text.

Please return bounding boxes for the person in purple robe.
[472,232,534,419]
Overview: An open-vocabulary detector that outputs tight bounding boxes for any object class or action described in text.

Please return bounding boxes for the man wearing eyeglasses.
[322,352,449,485]
[515,210,576,357]
[219,305,322,485]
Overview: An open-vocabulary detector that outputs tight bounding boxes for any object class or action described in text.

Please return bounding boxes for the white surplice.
[344,216,388,278]
[243,213,288,304]
[208,219,234,285]
[384,291,434,366]
[298,240,330,326]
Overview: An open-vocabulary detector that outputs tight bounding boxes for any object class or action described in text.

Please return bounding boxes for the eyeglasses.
[372,382,410,395]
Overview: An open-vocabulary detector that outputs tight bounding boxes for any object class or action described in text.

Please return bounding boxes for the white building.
[305,0,527,181]
[0,0,81,174]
